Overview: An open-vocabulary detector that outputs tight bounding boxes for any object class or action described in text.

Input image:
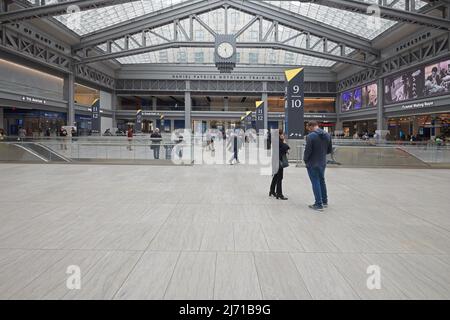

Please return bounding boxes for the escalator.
[0,142,71,163]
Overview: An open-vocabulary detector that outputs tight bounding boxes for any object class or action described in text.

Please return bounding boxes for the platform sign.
[135,109,143,132]
[91,99,101,134]
[285,68,305,139]
[255,100,265,133]
[241,111,252,130]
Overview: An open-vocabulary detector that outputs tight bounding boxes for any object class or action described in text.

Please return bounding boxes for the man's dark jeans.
[307,166,328,206]
[153,147,160,159]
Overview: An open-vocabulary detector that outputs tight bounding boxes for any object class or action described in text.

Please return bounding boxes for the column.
[335,93,343,136]
[185,80,191,131]
[152,96,157,111]
[262,81,268,130]
[63,68,75,126]
[0,107,4,130]
[224,97,229,112]
[376,77,388,139]
[170,119,175,132]
[112,92,117,129]
[412,116,420,137]
[0,0,7,13]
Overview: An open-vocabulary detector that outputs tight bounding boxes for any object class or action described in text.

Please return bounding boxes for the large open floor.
[0,163,450,299]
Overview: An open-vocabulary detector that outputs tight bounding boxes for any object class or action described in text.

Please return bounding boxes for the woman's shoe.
[276,195,288,200]
[269,191,276,197]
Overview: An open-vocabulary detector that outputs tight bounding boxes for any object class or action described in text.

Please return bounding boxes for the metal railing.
[1,136,450,166]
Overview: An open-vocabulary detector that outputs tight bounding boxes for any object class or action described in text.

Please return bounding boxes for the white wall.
[0,59,63,100]
[100,91,112,110]
[101,117,113,132]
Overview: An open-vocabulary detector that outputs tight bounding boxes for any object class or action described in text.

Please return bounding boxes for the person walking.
[227,130,241,165]
[0,128,6,141]
[269,129,290,200]
[266,129,272,150]
[304,121,332,212]
[60,127,68,150]
[127,127,133,151]
[150,128,162,159]
[18,127,26,141]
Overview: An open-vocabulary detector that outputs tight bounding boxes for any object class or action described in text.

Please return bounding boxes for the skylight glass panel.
[53,0,190,36]
[117,48,336,67]
[263,0,428,40]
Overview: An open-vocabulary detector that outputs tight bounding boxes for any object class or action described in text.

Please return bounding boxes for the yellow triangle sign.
[284,68,303,82]
[136,109,142,115]
[256,101,264,108]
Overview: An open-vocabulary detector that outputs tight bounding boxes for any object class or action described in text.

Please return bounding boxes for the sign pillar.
[135,109,143,133]
[284,67,305,139]
[241,111,252,130]
[255,100,265,134]
[91,99,101,135]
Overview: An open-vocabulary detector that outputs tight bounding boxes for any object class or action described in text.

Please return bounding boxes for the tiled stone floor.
[1,163,450,299]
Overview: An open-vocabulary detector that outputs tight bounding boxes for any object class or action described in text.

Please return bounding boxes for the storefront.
[75,114,92,136]
[3,108,66,136]
[387,113,449,141]
[342,119,377,138]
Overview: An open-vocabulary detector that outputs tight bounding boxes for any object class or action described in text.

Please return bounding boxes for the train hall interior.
[0,0,450,302]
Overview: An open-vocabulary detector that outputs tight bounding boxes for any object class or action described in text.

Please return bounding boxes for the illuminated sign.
[400,101,434,109]
[171,74,282,81]
[21,96,47,104]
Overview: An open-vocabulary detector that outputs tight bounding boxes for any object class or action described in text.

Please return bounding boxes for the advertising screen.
[341,82,376,112]
[384,57,450,105]
[363,83,378,108]
[341,88,361,112]
[384,68,423,104]
[424,59,450,97]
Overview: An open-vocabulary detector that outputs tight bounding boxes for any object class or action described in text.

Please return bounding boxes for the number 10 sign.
[284,68,305,139]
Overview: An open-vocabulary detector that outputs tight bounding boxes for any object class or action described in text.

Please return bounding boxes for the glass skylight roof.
[116,47,336,67]
[33,0,190,36]
[264,0,427,40]
[26,0,429,66]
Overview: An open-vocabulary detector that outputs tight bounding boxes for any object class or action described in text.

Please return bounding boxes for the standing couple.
[269,121,332,212]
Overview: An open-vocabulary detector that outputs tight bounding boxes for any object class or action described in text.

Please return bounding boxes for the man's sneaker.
[308,204,324,212]
[322,203,328,208]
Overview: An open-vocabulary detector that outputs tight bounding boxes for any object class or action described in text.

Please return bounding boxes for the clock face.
[217,42,234,59]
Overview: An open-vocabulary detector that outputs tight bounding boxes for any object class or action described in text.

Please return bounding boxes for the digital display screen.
[341,82,376,112]
[384,57,450,105]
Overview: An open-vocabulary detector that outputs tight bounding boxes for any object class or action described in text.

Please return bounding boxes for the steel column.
[185,81,191,131]
[376,78,386,132]
[64,67,75,126]
[262,81,268,130]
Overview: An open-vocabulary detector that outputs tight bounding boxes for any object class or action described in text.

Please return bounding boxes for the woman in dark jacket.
[269,129,290,200]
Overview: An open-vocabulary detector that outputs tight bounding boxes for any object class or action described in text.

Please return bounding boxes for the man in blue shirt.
[303,121,332,212]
